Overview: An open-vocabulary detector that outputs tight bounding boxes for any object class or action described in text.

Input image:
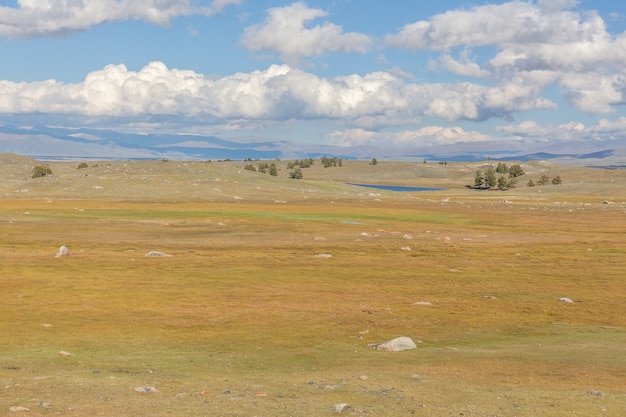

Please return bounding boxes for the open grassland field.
[1,154,626,416]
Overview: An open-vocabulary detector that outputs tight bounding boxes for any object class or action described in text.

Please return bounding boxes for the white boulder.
[55,245,70,258]
[370,336,417,352]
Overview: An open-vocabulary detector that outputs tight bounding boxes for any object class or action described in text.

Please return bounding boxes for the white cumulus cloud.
[0,61,563,127]
[240,2,371,64]
[385,1,626,115]
[0,0,241,38]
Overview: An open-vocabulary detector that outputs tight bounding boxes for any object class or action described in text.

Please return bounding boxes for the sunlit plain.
[1,156,626,416]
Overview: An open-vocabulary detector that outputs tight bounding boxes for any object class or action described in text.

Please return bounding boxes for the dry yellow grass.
[1,155,626,416]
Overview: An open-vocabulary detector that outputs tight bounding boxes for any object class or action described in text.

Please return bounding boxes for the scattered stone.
[359,329,369,335]
[55,245,70,258]
[412,301,433,306]
[400,246,411,251]
[41,323,52,327]
[135,386,159,393]
[332,403,351,413]
[402,234,413,239]
[482,295,498,300]
[9,406,30,412]
[359,375,368,380]
[588,390,603,397]
[35,402,52,408]
[369,336,417,352]
[559,297,574,303]
[360,232,373,237]
[313,236,327,241]
[145,251,172,257]
[58,351,72,356]
[314,253,332,259]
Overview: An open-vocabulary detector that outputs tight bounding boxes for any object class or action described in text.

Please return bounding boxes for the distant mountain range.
[1,125,625,167]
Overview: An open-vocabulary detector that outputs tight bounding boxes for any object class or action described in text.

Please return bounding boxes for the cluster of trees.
[472,163,525,190]
[527,174,562,187]
[243,155,350,180]
[287,158,314,169]
[495,162,525,177]
[320,156,343,167]
[244,162,278,176]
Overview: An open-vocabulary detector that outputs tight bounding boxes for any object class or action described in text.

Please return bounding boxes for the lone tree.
[289,167,303,179]
[370,157,378,165]
[32,164,53,179]
[269,163,278,176]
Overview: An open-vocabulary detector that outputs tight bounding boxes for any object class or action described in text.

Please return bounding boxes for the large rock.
[55,245,70,258]
[369,336,417,352]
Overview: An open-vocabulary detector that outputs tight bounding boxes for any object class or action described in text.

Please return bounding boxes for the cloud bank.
[0,61,558,125]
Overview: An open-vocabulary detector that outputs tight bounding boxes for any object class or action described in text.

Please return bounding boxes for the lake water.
[347,183,444,192]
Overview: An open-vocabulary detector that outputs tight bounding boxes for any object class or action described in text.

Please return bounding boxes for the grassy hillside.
[1,155,626,416]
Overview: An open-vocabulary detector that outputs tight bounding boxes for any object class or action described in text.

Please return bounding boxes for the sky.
[2,0,626,152]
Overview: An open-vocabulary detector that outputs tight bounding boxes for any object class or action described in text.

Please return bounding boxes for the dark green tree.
[496,162,508,174]
[508,164,525,177]
[484,167,497,188]
[497,176,508,189]
[289,167,303,179]
[474,170,484,188]
[32,164,53,179]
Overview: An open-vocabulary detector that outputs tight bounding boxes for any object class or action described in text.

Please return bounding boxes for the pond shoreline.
[347,182,444,192]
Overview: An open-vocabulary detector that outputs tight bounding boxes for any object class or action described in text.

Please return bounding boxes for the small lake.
[347,183,444,192]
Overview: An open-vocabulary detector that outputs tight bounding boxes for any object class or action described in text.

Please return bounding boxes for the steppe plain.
[1,153,626,416]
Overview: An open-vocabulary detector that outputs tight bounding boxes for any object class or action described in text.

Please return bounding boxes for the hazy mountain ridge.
[1,125,625,166]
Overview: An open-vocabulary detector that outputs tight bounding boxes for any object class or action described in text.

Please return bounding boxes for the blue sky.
[2,0,626,152]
